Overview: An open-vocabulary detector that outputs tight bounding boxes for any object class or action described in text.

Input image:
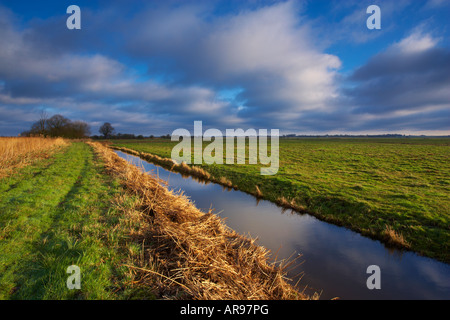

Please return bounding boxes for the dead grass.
[276,196,308,214]
[0,137,68,178]
[255,185,263,198]
[383,225,410,248]
[218,176,234,188]
[277,196,296,209]
[91,141,312,300]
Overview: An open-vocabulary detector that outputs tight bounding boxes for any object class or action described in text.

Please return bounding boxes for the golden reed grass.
[90,141,314,300]
[383,225,409,248]
[0,137,67,178]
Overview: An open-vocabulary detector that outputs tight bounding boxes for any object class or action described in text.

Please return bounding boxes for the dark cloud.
[342,32,450,132]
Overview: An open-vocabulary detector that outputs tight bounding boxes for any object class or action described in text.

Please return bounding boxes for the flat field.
[111,137,450,263]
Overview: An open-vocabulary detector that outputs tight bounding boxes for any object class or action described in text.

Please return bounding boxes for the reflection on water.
[116,151,450,300]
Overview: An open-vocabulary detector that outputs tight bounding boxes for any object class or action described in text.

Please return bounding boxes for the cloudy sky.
[0,0,449,136]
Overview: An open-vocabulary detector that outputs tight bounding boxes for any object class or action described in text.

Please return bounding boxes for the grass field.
[0,141,142,299]
[111,137,450,263]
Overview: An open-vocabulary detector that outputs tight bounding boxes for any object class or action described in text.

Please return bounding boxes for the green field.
[0,142,145,299]
[111,137,450,263]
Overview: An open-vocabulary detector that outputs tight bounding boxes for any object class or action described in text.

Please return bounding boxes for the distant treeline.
[90,133,172,140]
[280,134,450,138]
[21,113,90,138]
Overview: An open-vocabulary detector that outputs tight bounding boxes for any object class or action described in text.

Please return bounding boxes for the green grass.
[111,137,450,263]
[0,142,144,299]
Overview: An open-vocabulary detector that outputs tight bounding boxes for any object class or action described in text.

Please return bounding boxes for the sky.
[0,0,449,136]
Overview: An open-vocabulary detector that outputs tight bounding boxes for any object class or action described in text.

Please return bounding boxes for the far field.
[111,137,450,263]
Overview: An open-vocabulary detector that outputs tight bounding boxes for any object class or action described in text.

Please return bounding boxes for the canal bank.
[114,149,450,300]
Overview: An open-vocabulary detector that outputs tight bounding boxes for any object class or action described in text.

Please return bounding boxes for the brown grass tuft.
[92,141,311,300]
[255,185,263,198]
[383,225,409,248]
[218,176,233,188]
[277,196,291,208]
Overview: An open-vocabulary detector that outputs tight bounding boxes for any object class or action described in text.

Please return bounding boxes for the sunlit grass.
[0,142,140,299]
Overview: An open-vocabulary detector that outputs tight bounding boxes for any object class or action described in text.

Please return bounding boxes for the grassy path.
[0,142,135,299]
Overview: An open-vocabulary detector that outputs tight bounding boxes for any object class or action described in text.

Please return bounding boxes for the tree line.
[21,112,90,138]
[21,113,172,140]
[92,122,171,139]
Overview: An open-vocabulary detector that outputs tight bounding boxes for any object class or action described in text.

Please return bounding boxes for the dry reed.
[383,225,409,248]
[0,137,68,178]
[91,141,312,300]
[255,185,263,198]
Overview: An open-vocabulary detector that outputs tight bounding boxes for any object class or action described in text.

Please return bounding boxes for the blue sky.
[0,0,449,136]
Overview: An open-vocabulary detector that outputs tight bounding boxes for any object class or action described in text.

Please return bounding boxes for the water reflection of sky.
[116,151,450,300]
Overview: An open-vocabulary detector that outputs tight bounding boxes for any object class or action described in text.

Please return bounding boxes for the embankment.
[91,142,313,300]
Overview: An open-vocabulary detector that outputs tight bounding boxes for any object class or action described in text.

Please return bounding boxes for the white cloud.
[127,1,342,125]
[394,32,437,54]
[208,2,342,112]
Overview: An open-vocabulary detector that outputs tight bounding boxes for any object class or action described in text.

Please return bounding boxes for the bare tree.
[47,114,71,137]
[71,121,91,138]
[36,110,48,136]
[28,110,49,136]
[99,122,115,138]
